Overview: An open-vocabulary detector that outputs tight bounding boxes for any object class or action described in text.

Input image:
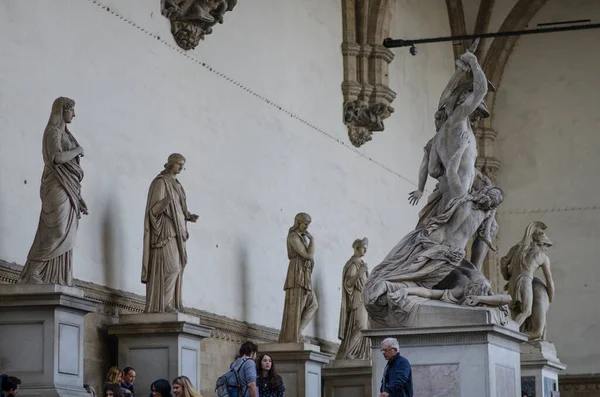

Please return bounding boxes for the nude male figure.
[501,222,555,336]
[429,50,489,205]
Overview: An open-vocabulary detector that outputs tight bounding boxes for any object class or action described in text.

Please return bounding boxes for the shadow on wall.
[235,239,250,322]
[313,274,324,341]
[101,195,125,290]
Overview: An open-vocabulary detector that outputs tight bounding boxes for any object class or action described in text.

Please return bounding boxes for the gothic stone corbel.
[161,0,237,50]
[341,0,396,147]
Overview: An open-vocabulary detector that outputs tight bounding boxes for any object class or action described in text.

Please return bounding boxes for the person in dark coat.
[379,338,413,397]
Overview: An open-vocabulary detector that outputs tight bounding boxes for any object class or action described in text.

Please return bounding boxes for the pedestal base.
[520,340,566,397]
[107,313,213,394]
[0,284,97,397]
[260,343,330,397]
[322,359,372,397]
[365,324,527,397]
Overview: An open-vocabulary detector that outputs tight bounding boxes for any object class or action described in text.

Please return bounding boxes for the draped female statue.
[142,153,198,313]
[19,97,88,286]
[279,212,318,343]
[336,238,371,360]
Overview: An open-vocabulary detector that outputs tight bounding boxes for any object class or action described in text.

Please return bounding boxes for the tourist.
[172,376,202,397]
[84,383,97,396]
[229,341,259,397]
[0,375,21,397]
[256,354,285,397]
[379,338,413,397]
[104,383,124,397]
[122,367,136,396]
[150,379,173,397]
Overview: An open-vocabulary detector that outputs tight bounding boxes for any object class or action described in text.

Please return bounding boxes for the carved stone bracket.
[161,0,237,50]
[341,0,396,147]
[343,100,394,147]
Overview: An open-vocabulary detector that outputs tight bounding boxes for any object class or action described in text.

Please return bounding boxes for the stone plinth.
[0,284,97,397]
[107,313,213,394]
[322,359,372,397]
[259,343,330,397]
[520,340,566,397]
[364,323,527,397]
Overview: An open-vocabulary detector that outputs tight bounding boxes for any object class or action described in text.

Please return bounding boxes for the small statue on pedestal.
[501,221,555,339]
[142,153,199,313]
[279,213,318,343]
[19,97,88,286]
[336,238,371,360]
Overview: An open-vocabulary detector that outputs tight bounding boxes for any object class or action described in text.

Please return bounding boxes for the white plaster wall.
[0,0,453,342]
[493,0,600,374]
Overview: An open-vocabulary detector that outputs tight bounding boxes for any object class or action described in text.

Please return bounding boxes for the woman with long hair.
[172,376,202,397]
[256,354,285,397]
[150,379,173,397]
[106,367,123,384]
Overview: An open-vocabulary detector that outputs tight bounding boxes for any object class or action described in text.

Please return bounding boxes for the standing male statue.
[279,213,318,343]
[336,238,370,360]
[501,221,555,339]
[142,153,199,313]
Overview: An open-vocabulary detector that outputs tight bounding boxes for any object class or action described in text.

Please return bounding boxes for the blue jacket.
[380,353,413,397]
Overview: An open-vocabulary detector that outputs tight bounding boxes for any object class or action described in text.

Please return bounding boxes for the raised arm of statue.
[541,258,554,303]
[448,52,488,122]
[288,233,315,261]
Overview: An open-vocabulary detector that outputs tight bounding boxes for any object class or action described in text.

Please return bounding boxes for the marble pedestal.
[322,359,372,397]
[520,340,566,397]
[107,313,212,394]
[0,284,97,397]
[364,323,527,397]
[259,343,330,397]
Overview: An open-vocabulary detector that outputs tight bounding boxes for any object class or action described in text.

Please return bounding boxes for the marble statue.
[336,238,371,360]
[407,40,497,271]
[501,221,554,339]
[363,185,506,326]
[142,153,199,313]
[19,97,88,286]
[279,213,318,343]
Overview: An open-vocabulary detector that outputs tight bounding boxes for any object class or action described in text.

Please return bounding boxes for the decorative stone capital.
[371,44,395,63]
[341,42,361,57]
[343,99,394,147]
[161,0,237,50]
[371,84,397,105]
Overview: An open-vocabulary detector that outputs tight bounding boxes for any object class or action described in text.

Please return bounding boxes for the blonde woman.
[105,367,131,396]
[172,376,203,397]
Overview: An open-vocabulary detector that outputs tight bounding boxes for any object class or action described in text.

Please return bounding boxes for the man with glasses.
[379,338,413,397]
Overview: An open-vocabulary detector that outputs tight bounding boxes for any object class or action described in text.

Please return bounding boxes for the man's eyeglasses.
[381,347,394,352]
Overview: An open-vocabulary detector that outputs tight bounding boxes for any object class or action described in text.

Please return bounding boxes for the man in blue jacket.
[379,338,413,397]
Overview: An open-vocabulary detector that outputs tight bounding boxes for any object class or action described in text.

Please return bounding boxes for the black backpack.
[215,358,251,397]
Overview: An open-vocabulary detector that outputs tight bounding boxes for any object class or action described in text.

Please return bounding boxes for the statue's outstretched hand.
[188,213,199,222]
[408,190,423,205]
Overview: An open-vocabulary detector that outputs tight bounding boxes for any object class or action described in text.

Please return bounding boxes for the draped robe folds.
[19,126,84,286]
[279,232,318,343]
[142,174,190,313]
[336,257,370,360]
[363,195,471,324]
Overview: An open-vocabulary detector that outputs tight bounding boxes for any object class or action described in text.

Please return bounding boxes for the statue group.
[17,39,555,362]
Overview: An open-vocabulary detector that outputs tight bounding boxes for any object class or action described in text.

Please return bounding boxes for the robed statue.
[19,97,88,286]
[336,238,371,360]
[142,153,199,313]
[279,213,318,343]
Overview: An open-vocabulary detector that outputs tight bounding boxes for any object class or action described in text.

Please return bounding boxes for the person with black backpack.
[215,341,258,397]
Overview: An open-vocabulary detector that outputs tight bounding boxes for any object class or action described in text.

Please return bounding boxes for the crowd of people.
[0,341,286,397]
[2,339,414,397]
